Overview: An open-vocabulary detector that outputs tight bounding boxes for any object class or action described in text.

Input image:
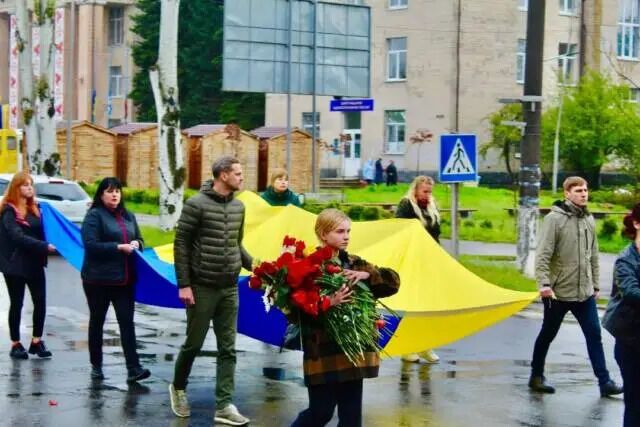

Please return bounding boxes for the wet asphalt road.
[0,257,624,426]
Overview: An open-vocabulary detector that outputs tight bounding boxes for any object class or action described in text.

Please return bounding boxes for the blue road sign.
[330,99,374,112]
[439,134,478,183]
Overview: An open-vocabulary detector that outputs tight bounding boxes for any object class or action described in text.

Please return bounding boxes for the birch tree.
[15,0,60,176]
[149,0,184,230]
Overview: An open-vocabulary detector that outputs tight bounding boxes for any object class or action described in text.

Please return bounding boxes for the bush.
[599,218,618,239]
[347,205,365,220]
[480,219,493,229]
[463,219,475,228]
[361,206,381,221]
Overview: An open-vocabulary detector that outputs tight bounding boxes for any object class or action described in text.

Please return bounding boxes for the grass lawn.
[139,225,175,248]
[341,184,629,253]
[459,255,537,293]
[128,202,161,215]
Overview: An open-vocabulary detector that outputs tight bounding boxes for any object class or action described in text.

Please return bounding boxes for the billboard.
[223,0,370,97]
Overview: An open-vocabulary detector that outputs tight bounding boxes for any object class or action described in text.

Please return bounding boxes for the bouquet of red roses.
[249,236,389,364]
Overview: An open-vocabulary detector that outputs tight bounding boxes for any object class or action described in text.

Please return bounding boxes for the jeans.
[83,282,140,370]
[4,271,47,342]
[531,296,610,385]
[615,341,640,427]
[172,286,238,408]
[291,379,363,427]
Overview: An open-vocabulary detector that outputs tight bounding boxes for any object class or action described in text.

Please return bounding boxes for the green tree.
[130,1,264,130]
[541,71,640,188]
[481,104,523,183]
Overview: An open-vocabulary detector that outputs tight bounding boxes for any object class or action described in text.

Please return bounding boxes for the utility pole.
[517,0,546,275]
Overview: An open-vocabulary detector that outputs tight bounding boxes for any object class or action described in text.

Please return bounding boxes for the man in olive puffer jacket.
[529,176,622,398]
[169,156,254,425]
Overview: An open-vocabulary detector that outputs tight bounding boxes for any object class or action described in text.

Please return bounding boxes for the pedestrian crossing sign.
[439,134,478,183]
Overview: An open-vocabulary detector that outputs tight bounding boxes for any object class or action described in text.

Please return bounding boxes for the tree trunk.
[149,0,184,230]
[36,1,59,176]
[16,0,38,170]
[16,0,59,176]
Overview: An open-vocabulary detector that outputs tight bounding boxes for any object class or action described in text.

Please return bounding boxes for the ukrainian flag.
[40,192,537,356]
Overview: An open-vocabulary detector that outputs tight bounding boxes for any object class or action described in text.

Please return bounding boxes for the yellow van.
[0,129,18,173]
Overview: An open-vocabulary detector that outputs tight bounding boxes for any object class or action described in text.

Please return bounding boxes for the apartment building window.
[558,43,577,84]
[109,66,123,97]
[518,0,528,11]
[389,0,408,9]
[618,0,640,60]
[559,0,577,15]
[387,37,407,81]
[516,39,526,84]
[109,7,124,46]
[384,110,406,154]
[302,112,320,136]
[629,87,640,103]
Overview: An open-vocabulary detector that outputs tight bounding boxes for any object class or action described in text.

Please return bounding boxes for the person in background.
[362,159,375,184]
[81,177,150,383]
[261,168,301,207]
[529,176,622,397]
[0,171,56,359]
[602,203,640,427]
[395,175,441,363]
[385,160,398,186]
[374,158,384,185]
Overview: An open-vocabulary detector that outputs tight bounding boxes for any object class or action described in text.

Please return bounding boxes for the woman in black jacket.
[0,172,56,359]
[603,203,640,427]
[81,177,149,383]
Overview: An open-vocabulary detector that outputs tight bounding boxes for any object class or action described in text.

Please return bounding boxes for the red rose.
[319,296,331,313]
[309,246,334,264]
[325,264,342,274]
[287,259,318,287]
[283,236,296,246]
[276,252,295,269]
[249,275,263,289]
[263,262,278,275]
[295,240,306,258]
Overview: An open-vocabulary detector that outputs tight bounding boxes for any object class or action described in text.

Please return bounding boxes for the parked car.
[0,173,92,223]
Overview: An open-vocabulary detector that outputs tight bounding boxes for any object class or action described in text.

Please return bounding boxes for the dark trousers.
[4,271,46,342]
[531,296,610,385]
[83,282,140,370]
[615,341,640,427]
[291,379,363,427]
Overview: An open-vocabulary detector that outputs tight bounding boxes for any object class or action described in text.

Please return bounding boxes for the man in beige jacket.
[529,176,622,397]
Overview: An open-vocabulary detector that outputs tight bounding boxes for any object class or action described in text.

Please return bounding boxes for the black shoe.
[28,341,52,358]
[91,366,105,380]
[528,375,555,393]
[126,366,151,383]
[600,380,623,397]
[10,343,28,360]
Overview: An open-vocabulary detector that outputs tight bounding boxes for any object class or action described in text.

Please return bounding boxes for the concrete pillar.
[76,3,104,122]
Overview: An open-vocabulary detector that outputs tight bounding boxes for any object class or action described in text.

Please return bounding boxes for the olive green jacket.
[535,200,599,302]
[174,180,253,288]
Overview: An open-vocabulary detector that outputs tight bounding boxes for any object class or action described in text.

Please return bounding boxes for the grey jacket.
[173,180,253,289]
[535,200,599,302]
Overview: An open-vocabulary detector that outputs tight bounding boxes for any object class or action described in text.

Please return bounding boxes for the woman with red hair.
[0,171,56,359]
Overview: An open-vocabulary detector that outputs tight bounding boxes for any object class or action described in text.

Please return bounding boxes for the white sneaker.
[214,403,250,426]
[168,383,191,417]
[401,353,420,363]
[419,349,440,363]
